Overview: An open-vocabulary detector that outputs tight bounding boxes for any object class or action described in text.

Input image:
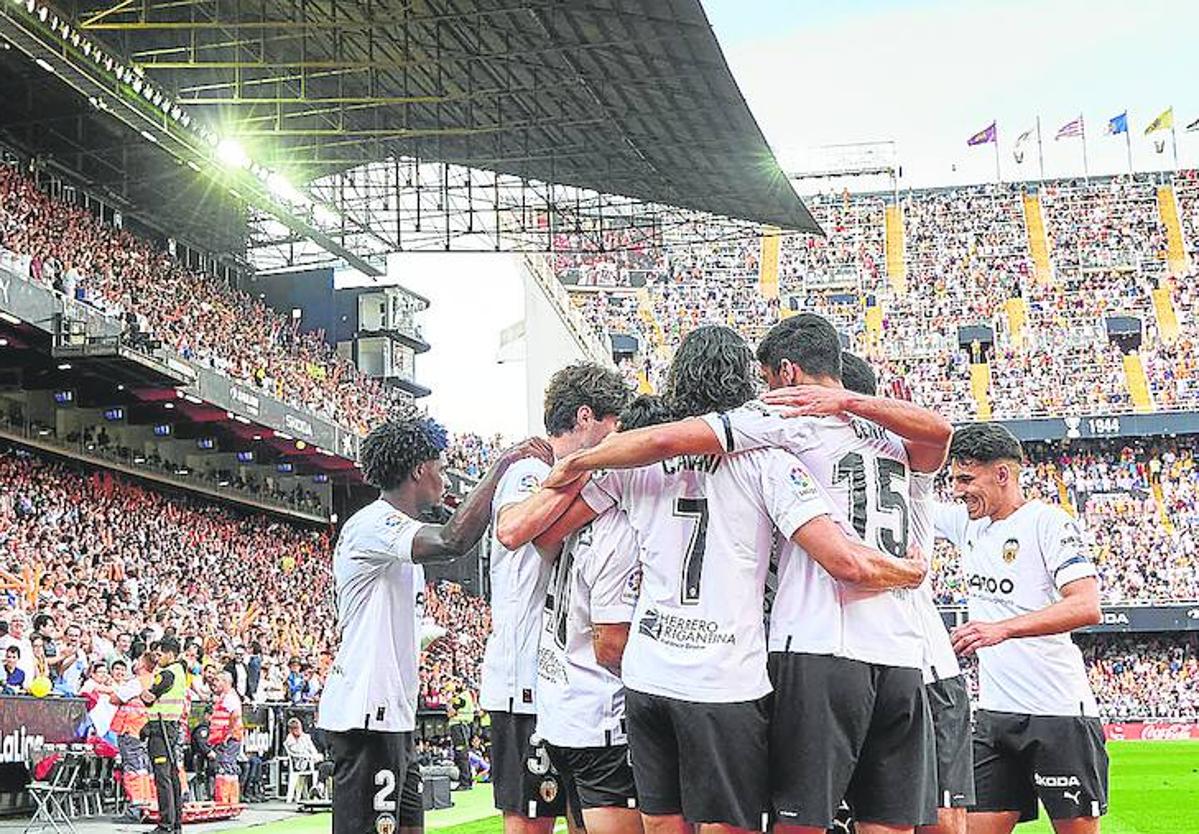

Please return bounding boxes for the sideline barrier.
[1104,722,1199,741]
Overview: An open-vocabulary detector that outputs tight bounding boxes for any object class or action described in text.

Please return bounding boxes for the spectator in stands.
[2,646,25,694]
[225,646,250,699]
[0,612,33,680]
[54,623,88,696]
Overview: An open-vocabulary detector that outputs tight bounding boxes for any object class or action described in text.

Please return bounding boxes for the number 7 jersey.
[580,447,835,703]
[701,403,925,670]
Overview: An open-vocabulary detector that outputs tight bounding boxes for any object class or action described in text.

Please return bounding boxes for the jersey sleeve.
[933,501,969,547]
[757,449,835,539]
[353,509,420,565]
[580,469,623,515]
[1038,509,1098,590]
[698,401,817,454]
[909,473,936,553]
[582,512,640,624]
[493,457,551,512]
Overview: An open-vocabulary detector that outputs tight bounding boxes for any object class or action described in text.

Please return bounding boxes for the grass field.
[224,741,1199,834]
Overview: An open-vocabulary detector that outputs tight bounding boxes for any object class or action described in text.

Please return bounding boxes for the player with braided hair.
[318,414,552,834]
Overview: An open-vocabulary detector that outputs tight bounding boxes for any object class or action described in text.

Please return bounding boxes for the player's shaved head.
[665,325,757,418]
[949,423,1023,466]
[840,352,877,396]
[755,313,842,385]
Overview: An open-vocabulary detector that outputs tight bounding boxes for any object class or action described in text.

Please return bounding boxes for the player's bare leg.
[965,811,1019,834]
[1049,817,1100,834]
[698,824,765,834]
[917,808,966,834]
[775,825,832,834]
[640,812,692,834]
[582,807,643,834]
[503,812,556,834]
[855,823,914,834]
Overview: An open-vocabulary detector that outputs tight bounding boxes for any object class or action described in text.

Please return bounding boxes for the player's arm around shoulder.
[761,449,927,590]
[415,438,553,562]
[495,454,584,551]
[542,417,724,489]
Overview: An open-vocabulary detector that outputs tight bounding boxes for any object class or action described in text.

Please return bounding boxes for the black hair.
[5,645,18,657]
[665,326,757,418]
[543,363,631,436]
[840,352,877,397]
[158,636,181,655]
[755,313,843,381]
[948,423,1024,465]
[33,614,53,632]
[110,659,128,672]
[617,395,675,431]
[360,416,449,491]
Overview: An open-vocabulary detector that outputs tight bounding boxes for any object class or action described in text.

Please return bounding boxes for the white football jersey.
[318,499,421,733]
[535,508,640,748]
[581,448,832,703]
[701,404,925,669]
[480,458,555,714]
[934,499,1099,716]
[909,474,962,684]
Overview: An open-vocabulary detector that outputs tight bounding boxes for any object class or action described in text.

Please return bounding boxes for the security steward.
[447,682,476,790]
[141,637,188,834]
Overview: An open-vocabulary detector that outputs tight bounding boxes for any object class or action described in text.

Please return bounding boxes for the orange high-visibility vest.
[208,691,244,746]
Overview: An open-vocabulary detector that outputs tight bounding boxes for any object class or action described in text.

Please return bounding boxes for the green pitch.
[221,741,1199,834]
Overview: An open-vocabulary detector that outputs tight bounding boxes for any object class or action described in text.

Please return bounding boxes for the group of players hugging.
[317,313,1109,834]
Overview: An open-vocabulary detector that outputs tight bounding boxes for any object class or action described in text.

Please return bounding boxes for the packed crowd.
[1080,634,1199,722]
[3,431,1198,722]
[444,433,508,480]
[930,437,1199,605]
[0,443,486,711]
[561,173,1199,419]
[0,163,408,435]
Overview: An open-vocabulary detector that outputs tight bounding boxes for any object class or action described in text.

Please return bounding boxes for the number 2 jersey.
[700,403,925,670]
[580,447,835,703]
[535,508,641,748]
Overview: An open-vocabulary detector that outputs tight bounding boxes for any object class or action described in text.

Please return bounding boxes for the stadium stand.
[561,173,1199,420]
[0,164,410,435]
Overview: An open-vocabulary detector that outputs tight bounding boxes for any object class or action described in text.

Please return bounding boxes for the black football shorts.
[489,711,570,819]
[767,652,937,829]
[926,675,975,808]
[625,689,770,832]
[973,709,1108,823]
[546,743,637,812]
[328,729,414,834]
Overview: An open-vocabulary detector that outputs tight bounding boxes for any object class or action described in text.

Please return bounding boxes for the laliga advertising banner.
[1104,722,1199,741]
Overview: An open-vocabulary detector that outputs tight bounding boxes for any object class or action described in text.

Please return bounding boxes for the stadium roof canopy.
[0,0,818,271]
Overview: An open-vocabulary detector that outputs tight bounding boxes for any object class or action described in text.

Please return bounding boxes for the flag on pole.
[1013,127,1034,162]
[967,121,997,146]
[1056,115,1084,139]
[1187,116,1199,133]
[1106,112,1128,135]
[1144,107,1174,134]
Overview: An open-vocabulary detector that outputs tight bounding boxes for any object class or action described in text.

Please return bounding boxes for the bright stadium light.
[267,172,309,206]
[179,113,191,128]
[131,77,143,93]
[36,5,47,21]
[215,137,250,168]
[140,130,158,144]
[313,204,340,227]
[34,57,53,72]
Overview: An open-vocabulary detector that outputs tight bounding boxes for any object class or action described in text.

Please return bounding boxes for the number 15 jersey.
[580,447,835,704]
[701,403,925,670]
